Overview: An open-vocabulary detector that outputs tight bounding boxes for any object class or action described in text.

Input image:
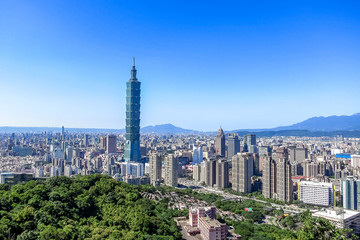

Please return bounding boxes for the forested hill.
[0,174,182,240]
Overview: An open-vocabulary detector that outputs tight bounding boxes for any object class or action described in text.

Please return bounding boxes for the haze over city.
[1,1,360,131]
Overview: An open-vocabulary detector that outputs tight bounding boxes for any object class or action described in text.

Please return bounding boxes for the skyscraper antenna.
[133,57,135,66]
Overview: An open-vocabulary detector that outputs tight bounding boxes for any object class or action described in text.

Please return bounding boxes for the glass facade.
[124,62,141,162]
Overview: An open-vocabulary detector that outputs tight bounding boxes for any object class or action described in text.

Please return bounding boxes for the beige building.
[164,154,178,187]
[232,153,253,193]
[262,156,276,199]
[275,157,293,202]
[216,159,229,190]
[149,154,162,185]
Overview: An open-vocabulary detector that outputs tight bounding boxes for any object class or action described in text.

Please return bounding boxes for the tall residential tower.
[124,58,141,162]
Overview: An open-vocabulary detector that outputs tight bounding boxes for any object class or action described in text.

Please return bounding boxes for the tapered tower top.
[130,57,137,81]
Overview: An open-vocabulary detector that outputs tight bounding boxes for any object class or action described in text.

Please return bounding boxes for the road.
[178,178,316,214]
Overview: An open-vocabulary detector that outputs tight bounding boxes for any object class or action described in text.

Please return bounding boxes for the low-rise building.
[198,216,227,240]
[313,208,360,235]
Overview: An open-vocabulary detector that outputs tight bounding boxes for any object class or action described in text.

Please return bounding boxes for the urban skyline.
[1,1,359,131]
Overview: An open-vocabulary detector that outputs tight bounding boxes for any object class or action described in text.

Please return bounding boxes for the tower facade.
[215,127,225,157]
[228,133,240,160]
[124,59,141,162]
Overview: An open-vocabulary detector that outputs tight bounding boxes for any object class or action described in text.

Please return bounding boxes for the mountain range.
[0,113,359,135]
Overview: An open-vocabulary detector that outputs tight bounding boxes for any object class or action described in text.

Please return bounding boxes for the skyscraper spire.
[130,57,137,81]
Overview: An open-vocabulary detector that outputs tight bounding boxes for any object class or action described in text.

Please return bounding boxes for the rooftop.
[313,209,360,221]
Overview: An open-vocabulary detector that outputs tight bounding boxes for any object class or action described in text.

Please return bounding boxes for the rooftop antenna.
[133,57,135,66]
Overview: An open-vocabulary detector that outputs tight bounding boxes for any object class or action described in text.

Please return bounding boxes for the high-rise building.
[341,176,360,210]
[244,134,256,153]
[149,154,162,185]
[106,135,117,154]
[288,147,308,176]
[215,127,225,157]
[204,159,217,187]
[84,134,89,147]
[275,156,293,202]
[193,163,202,182]
[124,58,141,162]
[164,154,178,187]
[227,133,240,160]
[61,126,65,139]
[232,153,253,193]
[216,159,229,190]
[262,156,276,199]
[100,136,107,149]
[193,146,203,165]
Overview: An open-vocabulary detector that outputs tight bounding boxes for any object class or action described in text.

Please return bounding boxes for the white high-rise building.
[299,181,334,206]
[193,146,203,165]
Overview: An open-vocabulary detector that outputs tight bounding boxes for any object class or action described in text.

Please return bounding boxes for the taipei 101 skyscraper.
[124,58,141,162]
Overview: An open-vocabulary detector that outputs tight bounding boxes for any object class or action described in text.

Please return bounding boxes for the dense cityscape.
[1,1,360,240]
[0,61,360,240]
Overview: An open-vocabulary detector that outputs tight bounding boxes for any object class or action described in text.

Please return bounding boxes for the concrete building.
[215,159,229,190]
[189,206,216,227]
[215,127,225,157]
[198,216,227,240]
[232,153,253,193]
[351,155,360,168]
[298,181,334,206]
[244,134,256,153]
[262,156,276,199]
[193,163,202,182]
[227,133,240,160]
[313,209,360,235]
[204,159,217,187]
[275,157,293,202]
[106,135,117,154]
[164,154,178,187]
[149,154,162,185]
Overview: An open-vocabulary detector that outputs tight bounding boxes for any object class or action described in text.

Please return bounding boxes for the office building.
[227,133,240,160]
[244,134,256,153]
[341,176,360,210]
[124,58,141,162]
[215,127,225,157]
[193,146,203,165]
[164,154,178,187]
[106,135,117,154]
[298,181,334,206]
[232,153,253,193]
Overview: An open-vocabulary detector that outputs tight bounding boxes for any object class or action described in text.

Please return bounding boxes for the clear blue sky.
[0,1,359,131]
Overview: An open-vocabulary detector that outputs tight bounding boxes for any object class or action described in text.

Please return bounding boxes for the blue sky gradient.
[0,1,359,131]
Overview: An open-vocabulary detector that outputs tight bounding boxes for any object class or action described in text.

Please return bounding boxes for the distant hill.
[1,113,360,135]
[272,113,360,131]
[0,124,198,135]
[140,124,199,134]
